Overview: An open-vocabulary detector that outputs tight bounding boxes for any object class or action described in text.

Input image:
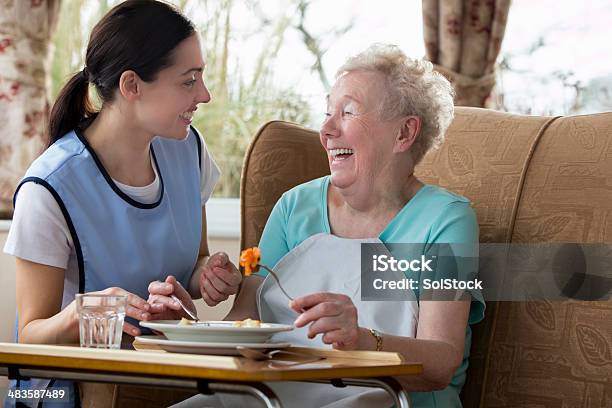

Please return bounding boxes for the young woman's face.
[136,33,211,140]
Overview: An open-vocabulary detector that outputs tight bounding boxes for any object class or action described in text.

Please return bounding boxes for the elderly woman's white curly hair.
[336,43,455,165]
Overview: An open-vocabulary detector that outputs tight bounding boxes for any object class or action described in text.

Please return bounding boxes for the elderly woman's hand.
[198,252,242,306]
[290,292,360,350]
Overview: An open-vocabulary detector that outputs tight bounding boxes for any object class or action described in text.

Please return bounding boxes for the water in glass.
[76,294,127,349]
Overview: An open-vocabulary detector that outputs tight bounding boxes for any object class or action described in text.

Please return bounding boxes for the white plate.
[135,335,291,355]
[139,320,293,343]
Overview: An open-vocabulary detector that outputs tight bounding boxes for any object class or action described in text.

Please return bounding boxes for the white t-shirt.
[3,136,220,280]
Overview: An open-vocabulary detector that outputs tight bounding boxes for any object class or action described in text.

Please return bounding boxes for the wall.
[0,227,15,344]
[0,228,14,395]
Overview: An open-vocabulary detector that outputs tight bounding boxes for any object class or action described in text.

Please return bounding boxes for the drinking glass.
[76,294,127,349]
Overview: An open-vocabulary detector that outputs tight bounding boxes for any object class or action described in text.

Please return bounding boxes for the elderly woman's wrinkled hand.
[290,292,360,350]
[199,252,242,306]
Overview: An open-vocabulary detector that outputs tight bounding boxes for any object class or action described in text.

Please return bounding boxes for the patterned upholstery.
[483,112,612,407]
[240,120,329,249]
[240,107,612,407]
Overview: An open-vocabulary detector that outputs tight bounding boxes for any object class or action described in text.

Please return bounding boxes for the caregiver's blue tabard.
[7,126,202,408]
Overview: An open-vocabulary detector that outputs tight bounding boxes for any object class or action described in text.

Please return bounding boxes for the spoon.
[236,346,323,362]
[170,295,199,322]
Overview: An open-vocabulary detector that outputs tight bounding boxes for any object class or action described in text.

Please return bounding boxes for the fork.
[259,265,295,303]
[170,295,199,322]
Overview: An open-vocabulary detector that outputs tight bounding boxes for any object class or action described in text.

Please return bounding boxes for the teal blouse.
[257,175,485,407]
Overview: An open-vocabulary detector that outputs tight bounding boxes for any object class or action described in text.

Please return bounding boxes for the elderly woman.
[179,44,484,408]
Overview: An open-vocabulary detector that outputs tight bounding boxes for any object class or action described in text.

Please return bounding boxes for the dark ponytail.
[46,0,195,147]
[47,70,96,147]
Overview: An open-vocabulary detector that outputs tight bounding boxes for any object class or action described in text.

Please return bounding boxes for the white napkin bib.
[258,233,419,347]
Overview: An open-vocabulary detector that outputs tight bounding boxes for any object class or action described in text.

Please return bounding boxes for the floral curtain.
[422,0,511,107]
[0,0,62,218]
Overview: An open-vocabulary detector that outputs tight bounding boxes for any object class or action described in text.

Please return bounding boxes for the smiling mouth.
[329,148,354,161]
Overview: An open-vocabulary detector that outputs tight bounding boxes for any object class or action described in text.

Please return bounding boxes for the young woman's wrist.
[189,255,210,298]
[57,300,80,344]
[19,303,80,345]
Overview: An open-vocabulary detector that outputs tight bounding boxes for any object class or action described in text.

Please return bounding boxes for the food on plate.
[178,317,195,326]
[239,247,261,276]
[232,318,261,328]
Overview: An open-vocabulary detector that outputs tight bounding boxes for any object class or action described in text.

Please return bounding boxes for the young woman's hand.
[290,292,361,350]
[198,252,242,306]
[82,287,152,337]
[147,275,196,321]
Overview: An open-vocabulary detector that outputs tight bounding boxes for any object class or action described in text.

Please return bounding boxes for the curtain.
[0,0,62,218]
[422,0,511,107]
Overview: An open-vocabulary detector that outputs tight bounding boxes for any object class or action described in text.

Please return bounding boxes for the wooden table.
[0,342,422,407]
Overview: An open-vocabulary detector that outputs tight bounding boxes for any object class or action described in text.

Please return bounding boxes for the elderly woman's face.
[320,70,402,189]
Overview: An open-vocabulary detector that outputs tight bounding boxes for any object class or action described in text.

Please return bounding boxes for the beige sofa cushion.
[481,112,612,407]
[240,121,328,250]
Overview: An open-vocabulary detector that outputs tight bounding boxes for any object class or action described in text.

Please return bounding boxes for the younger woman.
[3,1,241,406]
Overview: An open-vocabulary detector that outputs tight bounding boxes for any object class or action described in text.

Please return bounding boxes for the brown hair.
[47,0,195,147]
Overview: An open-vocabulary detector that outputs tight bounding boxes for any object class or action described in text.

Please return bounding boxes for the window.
[48,1,609,237]
[49,0,423,200]
[496,0,612,115]
[49,0,424,237]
